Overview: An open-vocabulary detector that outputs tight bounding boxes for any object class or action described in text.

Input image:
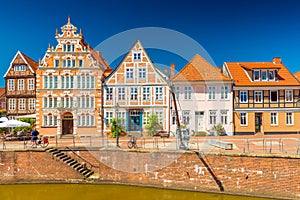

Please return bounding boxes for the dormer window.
[269,70,275,81]
[261,70,267,81]
[253,70,260,81]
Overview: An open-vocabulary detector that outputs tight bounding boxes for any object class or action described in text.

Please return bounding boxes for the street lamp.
[115,103,120,148]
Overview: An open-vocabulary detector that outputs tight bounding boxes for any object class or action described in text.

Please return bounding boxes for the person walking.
[31,128,39,148]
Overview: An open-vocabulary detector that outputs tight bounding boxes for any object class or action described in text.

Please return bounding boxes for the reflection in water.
[0,184,273,200]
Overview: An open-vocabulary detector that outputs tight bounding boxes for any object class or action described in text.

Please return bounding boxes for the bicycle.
[127,136,138,149]
[25,136,49,148]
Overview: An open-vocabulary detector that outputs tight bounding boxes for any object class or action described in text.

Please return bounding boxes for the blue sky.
[1,0,300,87]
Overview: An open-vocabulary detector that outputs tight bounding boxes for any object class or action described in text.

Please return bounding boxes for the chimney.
[170,63,175,78]
[273,57,282,64]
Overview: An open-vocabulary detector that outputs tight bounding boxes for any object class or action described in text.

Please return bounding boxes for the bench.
[208,139,233,150]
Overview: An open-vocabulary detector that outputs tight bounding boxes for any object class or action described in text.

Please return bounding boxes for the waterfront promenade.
[2,133,300,156]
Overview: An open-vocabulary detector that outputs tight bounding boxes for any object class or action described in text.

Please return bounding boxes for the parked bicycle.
[25,136,49,148]
[127,136,138,149]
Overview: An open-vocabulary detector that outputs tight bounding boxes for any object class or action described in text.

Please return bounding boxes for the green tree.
[145,114,160,136]
[13,118,36,133]
[109,118,123,138]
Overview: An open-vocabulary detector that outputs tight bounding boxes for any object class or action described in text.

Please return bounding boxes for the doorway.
[128,110,142,131]
[62,112,73,135]
[255,113,262,134]
[195,111,205,132]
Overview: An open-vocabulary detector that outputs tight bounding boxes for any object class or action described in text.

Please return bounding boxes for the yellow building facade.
[35,17,110,136]
[224,58,300,135]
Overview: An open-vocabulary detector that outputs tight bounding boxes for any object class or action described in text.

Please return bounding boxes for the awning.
[15,114,36,119]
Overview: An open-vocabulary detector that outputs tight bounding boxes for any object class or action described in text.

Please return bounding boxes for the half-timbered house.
[103,40,170,136]
[4,51,38,119]
[223,58,300,135]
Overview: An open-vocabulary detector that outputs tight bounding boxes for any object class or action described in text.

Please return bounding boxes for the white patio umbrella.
[0,119,31,127]
[0,117,8,123]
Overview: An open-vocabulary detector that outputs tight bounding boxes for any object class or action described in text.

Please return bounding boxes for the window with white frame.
[63,44,75,52]
[77,76,94,89]
[133,52,141,61]
[155,87,163,101]
[270,112,278,125]
[130,87,138,101]
[28,79,35,90]
[29,98,35,110]
[208,86,216,100]
[118,88,125,101]
[78,59,83,68]
[221,86,229,100]
[143,87,151,101]
[9,98,15,110]
[61,97,73,108]
[44,76,48,89]
[175,86,180,100]
[8,79,14,91]
[138,68,146,79]
[270,91,278,102]
[143,111,150,125]
[55,59,59,67]
[105,111,113,126]
[286,112,293,125]
[61,76,74,89]
[254,91,263,103]
[155,111,163,125]
[43,97,58,108]
[285,90,293,102]
[220,110,228,125]
[126,68,134,79]
[78,114,95,127]
[240,113,247,126]
[184,86,192,100]
[18,79,24,90]
[43,114,58,127]
[261,70,267,81]
[14,65,26,71]
[209,110,217,125]
[269,70,275,81]
[182,110,190,125]
[106,88,113,101]
[78,96,94,108]
[240,91,248,103]
[19,99,25,110]
[117,112,126,127]
[253,70,260,81]
[62,59,75,68]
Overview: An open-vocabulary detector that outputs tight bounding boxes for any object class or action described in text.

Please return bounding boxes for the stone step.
[78,168,87,173]
[72,163,81,169]
[66,159,75,164]
[82,169,91,176]
[57,154,68,160]
[51,150,61,155]
[85,171,94,178]
[54,152,65,157]
[68,161,78,166]
[62,156,71,162]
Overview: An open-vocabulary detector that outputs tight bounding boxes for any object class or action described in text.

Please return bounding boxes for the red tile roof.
[21,52,38,72]
[172,54,232,82]
[225,60,300,86]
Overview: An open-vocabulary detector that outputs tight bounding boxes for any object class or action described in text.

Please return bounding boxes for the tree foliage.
[145,114,160,136]
[109,118,124,138]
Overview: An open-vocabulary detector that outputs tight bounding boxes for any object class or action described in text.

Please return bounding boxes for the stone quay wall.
[1,149,300,199]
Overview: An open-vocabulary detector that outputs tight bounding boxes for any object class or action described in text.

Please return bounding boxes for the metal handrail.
[65,146,99,169]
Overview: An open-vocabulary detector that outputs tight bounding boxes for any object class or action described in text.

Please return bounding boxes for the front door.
[128,110,142,131]
[62,112,73,135]
[255,113,262,133]
[195,111,205,132]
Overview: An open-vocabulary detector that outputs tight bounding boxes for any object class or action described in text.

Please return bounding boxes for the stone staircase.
[45,148,95,179]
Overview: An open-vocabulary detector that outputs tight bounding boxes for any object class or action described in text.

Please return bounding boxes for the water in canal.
[0,184,275,200]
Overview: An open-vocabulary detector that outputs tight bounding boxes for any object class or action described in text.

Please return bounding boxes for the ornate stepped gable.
[36,17,111,136]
